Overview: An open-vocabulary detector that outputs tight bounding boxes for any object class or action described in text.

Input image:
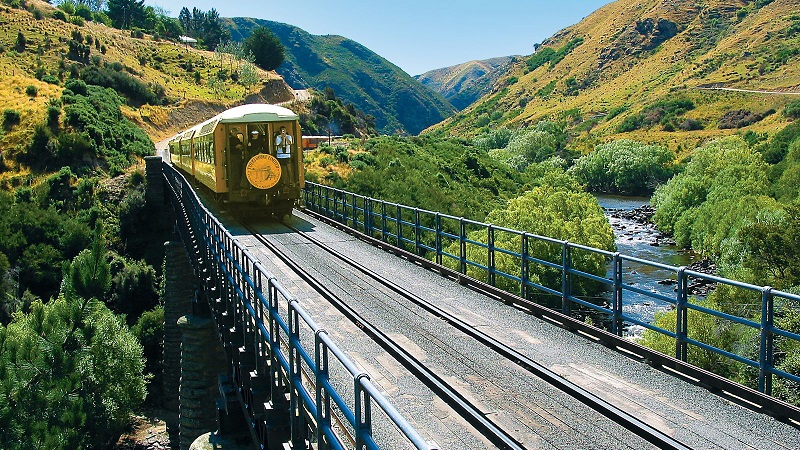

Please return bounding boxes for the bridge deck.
[207,202,798,449]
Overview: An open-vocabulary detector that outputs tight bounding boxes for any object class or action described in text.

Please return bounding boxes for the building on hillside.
[179,36,198,48]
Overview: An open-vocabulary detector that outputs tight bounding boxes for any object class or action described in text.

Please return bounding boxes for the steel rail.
[282,220,692,450]
[285,224,690,449]
[243,222,527,450]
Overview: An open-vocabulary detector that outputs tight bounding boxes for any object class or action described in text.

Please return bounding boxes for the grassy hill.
[0,0,293,173]
[224,17,457,135]
[431,0,800,154]
[415,56,517,110]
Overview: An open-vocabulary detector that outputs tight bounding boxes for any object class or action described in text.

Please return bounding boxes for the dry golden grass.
[0,0,289,156]
[434,0,800,152]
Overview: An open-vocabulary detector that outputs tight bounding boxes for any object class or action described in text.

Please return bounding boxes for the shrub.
[59,1,76,14]
[25,85,37,97]
[617,113,644,132]
[679,118,704,131]
[79,65,166,106]
[569,140,676,195]
[46,106,61,127]
[718,109,767,129]
[2,109,21,128]
[131,306,165,401]
[0,293,147,449]
[785,100,800,119]
[757,121,800,164]
[14,31,25,52]
[52,9,67,21]
[74,4,92,20]
[652,137,770,258]
[41,74,59,84]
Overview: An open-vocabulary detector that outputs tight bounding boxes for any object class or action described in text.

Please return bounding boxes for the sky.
[145,0,616,76]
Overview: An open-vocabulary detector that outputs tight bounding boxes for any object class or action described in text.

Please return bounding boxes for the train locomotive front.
[169,103,304,217]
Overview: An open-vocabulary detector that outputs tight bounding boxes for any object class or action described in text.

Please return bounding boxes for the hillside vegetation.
[415,56,517,110]
[433,0,800,154]
[224,17,457,135]
[0,0,293,162]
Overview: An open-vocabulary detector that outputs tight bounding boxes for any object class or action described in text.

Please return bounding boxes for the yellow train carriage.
[168,103,303,217]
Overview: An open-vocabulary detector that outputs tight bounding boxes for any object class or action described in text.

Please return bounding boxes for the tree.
[238,61,260,90]
[444,183,616,299]
[0,246,146,449]
[106,0,145,30]
[569,139,675,195]
[14,32,26,53]
[244,26,285,71]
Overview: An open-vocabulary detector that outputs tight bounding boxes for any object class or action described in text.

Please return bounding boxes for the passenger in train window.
[249,129,267,155]
[275,126,293,159]
[275,126,293,186]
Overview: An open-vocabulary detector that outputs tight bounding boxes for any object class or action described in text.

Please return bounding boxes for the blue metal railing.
[162,163,434,450]
[302,182,800,400]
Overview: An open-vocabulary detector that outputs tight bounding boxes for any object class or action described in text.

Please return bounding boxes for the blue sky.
[145,0,615,76]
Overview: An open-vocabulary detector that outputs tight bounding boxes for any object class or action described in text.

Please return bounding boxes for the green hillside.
[432,0,800,154]
[224,17,456,135]
[415,56,517,110]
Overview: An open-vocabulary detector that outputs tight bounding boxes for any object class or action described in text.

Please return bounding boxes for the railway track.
[240,214,692,450]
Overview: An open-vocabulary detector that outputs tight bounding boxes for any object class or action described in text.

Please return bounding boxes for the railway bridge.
[146,156,800,450]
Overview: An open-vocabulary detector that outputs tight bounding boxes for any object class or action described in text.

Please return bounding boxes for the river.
[595,195,698,335]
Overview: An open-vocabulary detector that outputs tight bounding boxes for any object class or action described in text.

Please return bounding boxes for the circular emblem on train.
[245,153,281,189]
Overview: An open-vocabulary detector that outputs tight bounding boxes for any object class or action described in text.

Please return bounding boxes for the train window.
[247,124,268,155]
[274,122,295,159]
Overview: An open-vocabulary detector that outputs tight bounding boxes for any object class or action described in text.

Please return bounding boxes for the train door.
[226,125,245,193]
[245,124,268,160]
[273,121,299,187]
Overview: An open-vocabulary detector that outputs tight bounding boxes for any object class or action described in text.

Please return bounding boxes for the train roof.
[168,104,299,145]
[217,103,299,123]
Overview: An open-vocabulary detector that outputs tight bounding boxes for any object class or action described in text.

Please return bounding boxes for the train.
[168,103,304,217]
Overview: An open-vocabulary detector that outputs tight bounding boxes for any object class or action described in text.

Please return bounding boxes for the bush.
[784,100,800,119]
[80,64,166,106]
[569,140,676,195]
[74,4,92,20]
[25,85,37,97]
[0,293,147,449]
[718,109,767,129]
[52,8,67,21]
[109,258,159,324]
[652,137,771,258]
[2,109,20,128]
[131,306,164,402]
[444,184,615,301]
[41,74,59,84]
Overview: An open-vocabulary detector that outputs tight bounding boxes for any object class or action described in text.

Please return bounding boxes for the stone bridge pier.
[148,156,253,450]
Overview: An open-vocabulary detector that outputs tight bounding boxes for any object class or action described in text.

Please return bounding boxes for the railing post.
[676,267,688,362]
[381,201,388,243]
[414,208,422,256]
[324,185,331,217]
[289,305,306,448]
[759,286,774,395]
[315,332,332,450]
[459,218,467,275]
[365,197,373,238]
[354,374,373,450]
[520,233,529,299]
[435,213,442,266]
[612,253,623,336]
[396,204,403,251]
[354,192,358,230]
[561,242,571,315]
[487,225,496,287]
